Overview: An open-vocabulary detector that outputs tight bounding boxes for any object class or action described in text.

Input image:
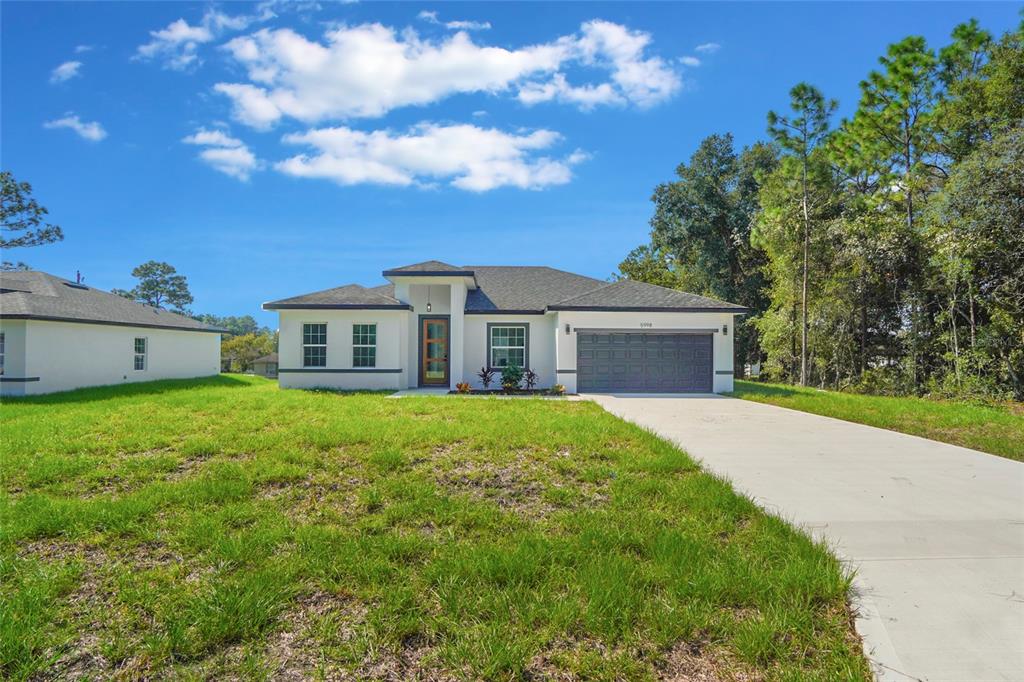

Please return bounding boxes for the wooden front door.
[420,318,449,386]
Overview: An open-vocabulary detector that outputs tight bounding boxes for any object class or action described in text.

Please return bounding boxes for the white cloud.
[182,127,260,180]
[74,44,94,53]
[50,61,82,83]
[418,10,491,31]
[679,56,700,67]
[276,122,587,191]
[694,42,720,53]
[135,8,272,71]
[215,20,679,127]
[43,114,107,141]
[472,110,488,117]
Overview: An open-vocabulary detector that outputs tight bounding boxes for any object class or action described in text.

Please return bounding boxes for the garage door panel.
[577,332,712,393]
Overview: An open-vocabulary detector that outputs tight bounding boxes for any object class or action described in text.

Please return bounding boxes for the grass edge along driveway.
[730,379,1024,461]
[1,376,869,680]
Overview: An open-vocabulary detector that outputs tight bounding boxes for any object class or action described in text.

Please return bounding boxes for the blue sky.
[2,1,1020,326]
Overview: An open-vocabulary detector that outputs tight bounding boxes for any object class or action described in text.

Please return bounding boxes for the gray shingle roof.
[549,279,748,312]
[463,266,604,313]
[262,265,746,313]
[0,271,224,332]
[382,260,475,277]
[253,353,278,363]
[263,283,410,310]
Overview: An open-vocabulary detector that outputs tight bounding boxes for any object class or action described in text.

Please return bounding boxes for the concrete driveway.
[587,394,1024,682]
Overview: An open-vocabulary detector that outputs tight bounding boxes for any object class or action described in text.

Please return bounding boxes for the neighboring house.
[0,271,224,396]
[263,261,747,394]
[251,353,278,378]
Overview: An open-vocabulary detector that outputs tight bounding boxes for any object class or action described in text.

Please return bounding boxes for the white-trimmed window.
[133,337,147,371]
[303,323,327,367]
[0,332,5,376]
[352,324,376,368]
[489,325,527,369]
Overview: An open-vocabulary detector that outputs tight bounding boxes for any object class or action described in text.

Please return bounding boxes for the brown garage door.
[577,332,713,393]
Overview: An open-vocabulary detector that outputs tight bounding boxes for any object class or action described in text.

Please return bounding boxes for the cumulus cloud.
[43,114,107,141]
[679,56,700,67]
[50,61,82,83]
[215,19,679,127]
[276,122,588,191]
[418,10,491,31]
[135,7,273,70]
[694,42,720,53]
[182,127,261,180]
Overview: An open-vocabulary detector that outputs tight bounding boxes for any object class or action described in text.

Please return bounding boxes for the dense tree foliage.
[112,261,194,312]
[221,332,276,372]
[621,17,1023,399]
[0,171,63,271]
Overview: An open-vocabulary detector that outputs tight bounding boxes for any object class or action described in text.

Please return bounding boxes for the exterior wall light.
[722,324,729,335]
[565,323,571,335]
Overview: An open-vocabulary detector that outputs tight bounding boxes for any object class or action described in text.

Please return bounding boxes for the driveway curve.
[587,394,1024,682]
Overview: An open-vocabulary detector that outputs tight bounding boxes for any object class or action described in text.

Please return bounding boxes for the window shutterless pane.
[303,346,326,367]
[353,346,376,367]
[303,324,327,345]
[135,337,146,354]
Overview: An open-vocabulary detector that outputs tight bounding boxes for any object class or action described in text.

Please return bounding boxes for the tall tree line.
[620,18,1023,399]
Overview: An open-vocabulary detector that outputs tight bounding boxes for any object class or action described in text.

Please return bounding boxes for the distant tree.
[1,170,64,271]
[112,261,193,312]
[222,332,276,372]
[193,314,263,336]
[767,83,837,385]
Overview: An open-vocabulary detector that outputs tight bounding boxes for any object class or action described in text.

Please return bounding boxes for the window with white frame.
[489,325,527,368]
[352,324,376,368]
[303,323,327,367]
[133,337,147,371]
[0,332,5,376]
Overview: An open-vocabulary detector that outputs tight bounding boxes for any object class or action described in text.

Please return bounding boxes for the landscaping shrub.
[500,363,524,392]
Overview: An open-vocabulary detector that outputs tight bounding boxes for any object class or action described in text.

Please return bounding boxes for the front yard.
[731,380,1024,461]
[1,376,868,680]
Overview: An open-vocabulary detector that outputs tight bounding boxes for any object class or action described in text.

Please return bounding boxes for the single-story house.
[251,352,279,378]
[0,271,224,396]
[263,261,747,394]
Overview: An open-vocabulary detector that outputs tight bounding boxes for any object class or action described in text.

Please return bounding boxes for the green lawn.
[1,376,868,680]
[731,380,1024,461]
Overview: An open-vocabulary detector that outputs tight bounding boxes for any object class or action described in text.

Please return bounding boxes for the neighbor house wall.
[4,319,220,396]
[462,314,556,389]
[553,311,739,393]
[277,309,408,390]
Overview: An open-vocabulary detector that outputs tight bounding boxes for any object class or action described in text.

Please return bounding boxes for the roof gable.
[549,279,748,312]
[263,283,410,310]
[0,271,224,332]
[382,260,475,277]
[464,266,604,313]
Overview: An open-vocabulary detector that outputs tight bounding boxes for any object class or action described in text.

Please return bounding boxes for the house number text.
[639,322,653,328]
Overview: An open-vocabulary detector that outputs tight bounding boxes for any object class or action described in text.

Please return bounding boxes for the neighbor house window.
[0,332,5,376]
[134,337,147,371]
[352,324,377,368]
[489,325,527,368]
[303,323,327,367]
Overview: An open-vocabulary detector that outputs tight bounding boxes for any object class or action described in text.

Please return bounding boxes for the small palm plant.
[477,366,496,389]
[523,368,539,390]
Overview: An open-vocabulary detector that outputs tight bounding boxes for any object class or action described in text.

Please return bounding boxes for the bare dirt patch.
[264,590,368,680]
[656,639,764,682]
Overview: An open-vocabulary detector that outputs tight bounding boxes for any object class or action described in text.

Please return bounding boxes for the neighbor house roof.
[382,260,476,277]
[548,279,749,313]
[253,352,278,363]
[263,264,747,314]
[263,283,411,310]
[0,271,225,333]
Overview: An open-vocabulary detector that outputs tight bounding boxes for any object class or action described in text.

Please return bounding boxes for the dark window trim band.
[0,376,41,382]
[555,369,576,374]
[0,314,225,333]
[715,370,735,375]
[278,368,402,374]
[465,309,546,316]
[262,303,411,310]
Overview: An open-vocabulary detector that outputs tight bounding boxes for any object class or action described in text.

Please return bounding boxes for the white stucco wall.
[462,314,556,388]
[277,309,408,390]
[553,311,740,393]
[0,320,28,396]
[0,319,220,396]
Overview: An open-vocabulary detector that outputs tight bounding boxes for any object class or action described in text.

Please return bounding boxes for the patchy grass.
[1,376,869,680]
[731,380,1024,461]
